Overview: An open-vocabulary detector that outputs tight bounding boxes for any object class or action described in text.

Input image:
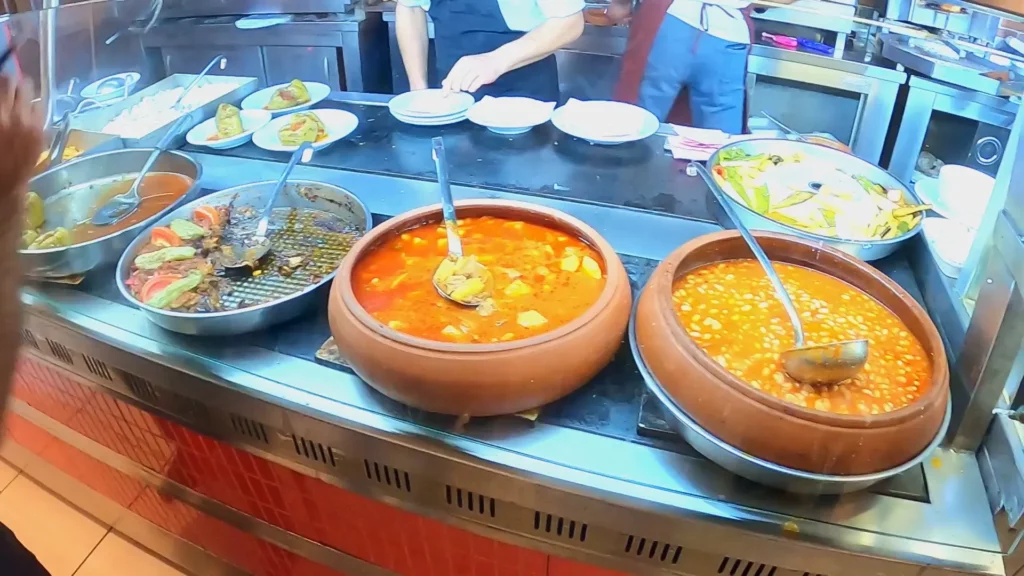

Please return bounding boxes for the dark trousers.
[0,520,49,575]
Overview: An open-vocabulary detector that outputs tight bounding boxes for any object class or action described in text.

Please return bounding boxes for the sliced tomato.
[139,274,182,303]
[712,165,726,178]
[150,226,182,247]
[193,205,222,229]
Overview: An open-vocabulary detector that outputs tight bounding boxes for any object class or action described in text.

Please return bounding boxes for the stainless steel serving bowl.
[20,149,201,277]
[701,139,924,262]
[628,296,951,494]
[116,180,371,336]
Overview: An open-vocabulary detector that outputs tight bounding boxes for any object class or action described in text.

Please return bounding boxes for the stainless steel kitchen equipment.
[20,149,201,278]
[69,73,258,148]
[697,138,924,261]
[882,34,1008,96]
[115,180,371,335]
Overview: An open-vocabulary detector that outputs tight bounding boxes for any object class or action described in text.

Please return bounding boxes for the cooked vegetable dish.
[126,193,360,312]
[353,216,606,343]
[210,103,243,141]
[278,112,327,146]
[673,260,931,415]
[712,149,930,241]
[22,173,192,251]
[266,79,311,111]
[37,144,83,166]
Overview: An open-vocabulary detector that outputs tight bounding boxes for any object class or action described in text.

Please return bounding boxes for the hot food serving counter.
[6,90,1022,576]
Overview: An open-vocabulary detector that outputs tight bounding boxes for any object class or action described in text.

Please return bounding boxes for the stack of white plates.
[389,90,475,126]
[552,99,659,145]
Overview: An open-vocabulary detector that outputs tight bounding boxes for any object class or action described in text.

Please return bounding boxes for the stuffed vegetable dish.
[266,79,311,111]
[711,149,930,241]
[353,216,607,343]
[125,188,363,312]
[209,103,243,141]
[278,112,327,146]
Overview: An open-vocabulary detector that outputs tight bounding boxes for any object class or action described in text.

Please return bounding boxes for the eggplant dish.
[266,79,312,111]
[125,195,361,312]
[210,103,244,141]
[278,112,327,146]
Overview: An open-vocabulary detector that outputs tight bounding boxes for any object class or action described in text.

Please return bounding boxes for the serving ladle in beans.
[691,162,869,386]
[430,137,494,307]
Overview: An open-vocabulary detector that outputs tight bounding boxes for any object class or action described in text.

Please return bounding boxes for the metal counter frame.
[17,154,1007,576]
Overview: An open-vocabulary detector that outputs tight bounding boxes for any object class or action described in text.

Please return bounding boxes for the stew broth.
[353,216,606,343]
[672,260,931,416]
[71,172,192,243]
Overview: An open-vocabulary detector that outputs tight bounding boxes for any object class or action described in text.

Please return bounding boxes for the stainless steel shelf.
[14,153,1007,576]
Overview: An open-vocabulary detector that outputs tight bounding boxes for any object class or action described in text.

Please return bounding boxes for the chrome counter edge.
[17,156,1004,575]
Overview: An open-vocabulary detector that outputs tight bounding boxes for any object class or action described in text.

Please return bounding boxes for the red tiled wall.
[8,353,627,576]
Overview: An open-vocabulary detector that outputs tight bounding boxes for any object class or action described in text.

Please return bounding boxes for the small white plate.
[914,177,952,220]
[467,96,554,135]
[252,109,359,152]
[551,100,659,145]
[391,112,468,127]
[241,82,331,116]
[389,90,474,119]
[186,109,272,150]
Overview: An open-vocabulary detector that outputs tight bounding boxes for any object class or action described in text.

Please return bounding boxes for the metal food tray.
[70,74,258,149]
[627,293,952,495]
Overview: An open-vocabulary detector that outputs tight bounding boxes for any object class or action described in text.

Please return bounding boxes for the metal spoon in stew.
[690,161,869,387]
[430,137,493,307]
[222,142,315,270]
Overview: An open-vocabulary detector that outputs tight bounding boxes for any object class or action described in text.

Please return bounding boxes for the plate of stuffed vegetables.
[240,79,330,116]
[251,109,359,152]
[186,104,271,150]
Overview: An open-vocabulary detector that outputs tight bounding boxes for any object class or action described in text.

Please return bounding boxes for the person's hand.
[441,51,508,94]
[606,0,633,24]
[0,78,43,202]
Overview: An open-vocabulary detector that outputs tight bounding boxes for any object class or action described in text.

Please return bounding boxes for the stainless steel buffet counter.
[15,93,1008,576]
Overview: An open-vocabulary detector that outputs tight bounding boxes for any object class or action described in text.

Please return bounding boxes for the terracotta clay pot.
[636,231,949,475]
[329,200,632,416]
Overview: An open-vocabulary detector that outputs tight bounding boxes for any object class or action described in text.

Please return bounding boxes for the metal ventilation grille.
[230,414,269,444]
[534,512,587,542]
[363,459,412,492]
[718,557,777,576]
[117,370,159,404]
[446,486,496,518]
[21,329,39,350]
[45,338,74,365]
[292,435,337,468]
[625,535,683,565]
[82,355,112,381]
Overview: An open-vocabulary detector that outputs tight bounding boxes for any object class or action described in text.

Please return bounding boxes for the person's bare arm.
[396,3,430,90]
[0,78,43,425]
[442,11,584,94]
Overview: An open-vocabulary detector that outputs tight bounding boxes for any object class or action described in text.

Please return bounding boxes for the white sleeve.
[536,0,585,19]
[397,0,431,9]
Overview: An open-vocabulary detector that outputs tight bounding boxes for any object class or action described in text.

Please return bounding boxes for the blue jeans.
[637,15,749,133]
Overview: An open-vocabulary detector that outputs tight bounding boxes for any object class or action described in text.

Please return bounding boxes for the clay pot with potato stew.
[329,200,631,416]
[635,230,948,475]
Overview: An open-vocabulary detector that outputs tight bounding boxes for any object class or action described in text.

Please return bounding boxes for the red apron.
[613,0,754,130]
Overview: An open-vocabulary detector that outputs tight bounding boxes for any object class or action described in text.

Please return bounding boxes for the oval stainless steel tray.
[116,180,371,336]
[628,290,952,495]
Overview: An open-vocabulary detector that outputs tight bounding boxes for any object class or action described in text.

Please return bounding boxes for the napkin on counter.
[664,125,753,161]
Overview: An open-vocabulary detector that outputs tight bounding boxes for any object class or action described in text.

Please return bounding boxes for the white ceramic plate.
[241,82,330,116]
[467,96,554,135]
[391,111,468,126]
[914,177,952,220]
[80,72,141,103]
[551,100,659,145]
[186,109,272,150]
[252,109,359,152]
[388,89,474,119]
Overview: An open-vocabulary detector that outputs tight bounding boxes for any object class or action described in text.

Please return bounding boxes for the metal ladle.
[91,114,193,226]
[690,162,869,386]
[172,55,227,111]
[760,111,809,143]
[222,142,315,270]
[430,137,493,307]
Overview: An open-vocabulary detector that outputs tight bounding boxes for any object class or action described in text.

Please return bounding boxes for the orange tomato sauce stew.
[672,260,931,416]
[353,216,607,343]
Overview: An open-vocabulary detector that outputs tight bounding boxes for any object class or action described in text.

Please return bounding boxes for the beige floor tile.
[0,458,17,492]
[0,476,107,576]
[74,532,189,576]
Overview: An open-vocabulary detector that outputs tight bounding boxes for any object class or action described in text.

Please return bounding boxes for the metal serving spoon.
[222,142,315,270]
[430,137,493,307]
[761,111,810,144]
[691,162,869,387]
[91,114,193,226]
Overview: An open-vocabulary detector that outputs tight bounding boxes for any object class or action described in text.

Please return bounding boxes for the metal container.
[21,149,202,278]
[34,129,124,176]
[116,181,371,336]
[628,298,951,494]
[70,74,258,149]
[701,138,924,261]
